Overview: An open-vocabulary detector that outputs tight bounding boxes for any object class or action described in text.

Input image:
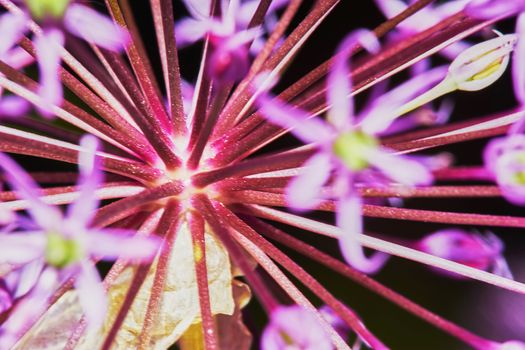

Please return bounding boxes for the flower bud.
[448,33,517,91]
[416,229,512,278]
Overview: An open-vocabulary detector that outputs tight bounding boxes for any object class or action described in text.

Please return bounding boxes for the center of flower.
[332,130,378,171]
[45,232,83,268]
[25,0,71,19]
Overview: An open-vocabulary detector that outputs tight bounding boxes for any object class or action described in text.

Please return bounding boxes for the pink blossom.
[255,30,433,274]
[415,229,513,278]
[0,135,160,347]
[0,1,129,117]
[176,0,266,84]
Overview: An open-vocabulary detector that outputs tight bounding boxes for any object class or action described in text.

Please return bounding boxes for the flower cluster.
[0,0,523,349]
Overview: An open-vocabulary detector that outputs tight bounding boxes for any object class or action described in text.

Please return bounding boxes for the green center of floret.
[26,0,71,19]
[45,232,83,268]
[332,130,378,171]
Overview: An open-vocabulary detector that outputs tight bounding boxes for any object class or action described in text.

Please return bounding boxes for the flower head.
[256,29,433,273]
[0,135,160,347]
[416,229,512,278]
[0,1,129,116]
[484,134,525,205]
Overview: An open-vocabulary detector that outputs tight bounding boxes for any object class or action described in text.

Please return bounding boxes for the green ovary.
[45,232,83,268]
[332,131,378,171]
[25,0,71,19]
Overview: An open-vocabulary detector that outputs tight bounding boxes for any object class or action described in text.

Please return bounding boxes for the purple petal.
[286,153,332,210]
[34,29,64,117]
[367,148,433,186]
[514,13,525,105]
[261,305,332,350]
[360,66,448,134]
[327,30,379,129]
[67,135,102,227]
[465,0,525,19]
[255,90,334,144]
[337,194,389,274]
[74,261,106,329]
[0,95,31,118]
[0,12,28,58]
[0,232,45,264]
[64,4,130,51]
[0,152,63,230]
[181,0,212,19]
[3,46,34,69]
[13,258,45,298]
[86,229,160,261]
[0,267,57,349]
[175,18,210,47]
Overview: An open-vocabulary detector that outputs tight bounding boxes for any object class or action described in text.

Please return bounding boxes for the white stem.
[0,185,144,211]
[248,204,525,295]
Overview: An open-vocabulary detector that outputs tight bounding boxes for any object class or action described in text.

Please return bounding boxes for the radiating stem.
[229,222,351,350]
[245,217,497,350]
[138,202,181,349]
[192,194,278,313]
[189,211,219,350]
[245,204,525,294]
[92,181,182,228]
[214,202,387,349]
[106,0,173,133]
[150,0,187,134]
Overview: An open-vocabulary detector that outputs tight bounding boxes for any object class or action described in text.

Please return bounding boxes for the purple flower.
[176,0,264,84]
[415,229,513,278]
[0,1,129,117]
[255,30,433,274]
[261,305,333,350]
[0,135,160,347]
[484,134,525,205]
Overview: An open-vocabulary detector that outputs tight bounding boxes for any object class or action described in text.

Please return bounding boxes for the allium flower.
[0,135,160,348]
[0,0,525,349]
[416,228,513,278]
[255,30,437,273]
[0,0,129,114]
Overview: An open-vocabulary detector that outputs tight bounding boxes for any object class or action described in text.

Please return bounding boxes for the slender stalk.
[189,211,219,350]
[194,148,314,188]
[0,183,144,211]
[101,263,152,350]
[138,202,181,349]
[92,181,182,228]
[229,224,351,350]
[212,0,303,136]
[245,217,497,350]
[192,194,278,313]
[227,190,525,228]
[0,125,161,183]
[64,210,164,350]
[244,204,525,294]
[214,202,387,349]
[433,167,493,181]
[150,0,187,134]
[106,0,173,133]
[99,51,182,169]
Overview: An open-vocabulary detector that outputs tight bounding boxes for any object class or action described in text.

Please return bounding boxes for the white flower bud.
[448,33,517,91]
